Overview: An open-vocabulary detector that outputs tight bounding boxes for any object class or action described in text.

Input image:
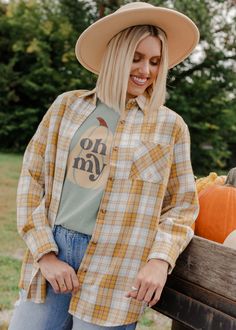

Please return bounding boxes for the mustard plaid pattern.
[17,90,199,326]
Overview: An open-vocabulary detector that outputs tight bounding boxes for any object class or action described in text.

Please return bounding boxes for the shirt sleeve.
[147,123,199,274]
[16,96,62,262]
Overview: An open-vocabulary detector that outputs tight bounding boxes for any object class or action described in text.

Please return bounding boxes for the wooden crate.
[153,236,236,330]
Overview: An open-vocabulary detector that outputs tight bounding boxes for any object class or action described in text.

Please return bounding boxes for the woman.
[9,2,199,330]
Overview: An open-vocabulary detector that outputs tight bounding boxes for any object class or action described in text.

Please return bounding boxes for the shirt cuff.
[23,226,58,262]
[147,241,182,274]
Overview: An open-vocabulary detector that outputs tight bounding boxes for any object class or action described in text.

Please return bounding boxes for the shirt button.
[126,101,136,110]
[126,104,132,110]
[120,120,125,125]
[108,176,114,182]
[100,209,106,214]
[113,146,118,151]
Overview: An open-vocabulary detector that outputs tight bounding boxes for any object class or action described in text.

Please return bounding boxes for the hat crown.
[76,2,199,74]
[116,2,154,13]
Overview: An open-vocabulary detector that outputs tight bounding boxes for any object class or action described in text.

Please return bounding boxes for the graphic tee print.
[55,100,119,235]
[67,117,113,189]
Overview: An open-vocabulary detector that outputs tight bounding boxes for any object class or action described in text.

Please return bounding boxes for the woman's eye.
[150,60,159,66]
[133,57,140,63]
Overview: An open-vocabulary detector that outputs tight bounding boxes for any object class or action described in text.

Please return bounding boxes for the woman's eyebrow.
[134,51,161,58]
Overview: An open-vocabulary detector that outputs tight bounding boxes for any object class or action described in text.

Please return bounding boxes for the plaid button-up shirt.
[17,89,199,326]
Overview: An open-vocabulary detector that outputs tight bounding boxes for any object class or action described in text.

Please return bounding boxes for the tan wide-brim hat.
[75,2,199,74]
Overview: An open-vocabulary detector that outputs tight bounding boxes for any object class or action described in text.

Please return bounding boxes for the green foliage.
[0,0,235,174]
[0,0,96,151]
[150,0,236,174]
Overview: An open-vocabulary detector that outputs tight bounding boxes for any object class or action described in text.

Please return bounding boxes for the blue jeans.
[9,225,137,330]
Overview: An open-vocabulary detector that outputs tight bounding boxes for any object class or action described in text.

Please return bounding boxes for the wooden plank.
[154,286,236,330]
[167,276,236,318]
[171,320,193,330]
[172,236,236,301]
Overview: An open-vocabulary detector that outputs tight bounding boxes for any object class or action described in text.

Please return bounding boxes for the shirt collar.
[79,88,150,114]
[80,88,97,106]
[126,90,150,115]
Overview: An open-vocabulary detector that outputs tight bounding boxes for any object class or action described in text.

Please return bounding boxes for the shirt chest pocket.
[129,141,172,183]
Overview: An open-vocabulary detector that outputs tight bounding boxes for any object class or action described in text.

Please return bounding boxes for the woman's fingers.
[148,288,161,308]
[49,278,60,293]
[38,253,80,294]
[71,273,80,294]
[125,259,168,305]
[125,281,141,298]
[57,279,68,293]
[63,273,73,292]
[56,269,79,293]
[143,285,158,306]
[61,271,80,294]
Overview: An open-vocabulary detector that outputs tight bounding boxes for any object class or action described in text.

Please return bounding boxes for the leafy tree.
[0,0,95,150]
[158,0,236,174]
[0,0,235,175]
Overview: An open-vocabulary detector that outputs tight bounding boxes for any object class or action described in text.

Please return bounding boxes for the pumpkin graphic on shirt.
[67,117,114,189]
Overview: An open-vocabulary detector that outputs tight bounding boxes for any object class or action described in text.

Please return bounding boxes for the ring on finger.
[131,286,139,291]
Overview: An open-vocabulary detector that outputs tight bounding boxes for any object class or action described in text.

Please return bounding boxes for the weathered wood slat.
[172,236,236,301]
[167,277,236,318]
[171,320,193,330]
[154,286,236,330]
[152,236,236,330]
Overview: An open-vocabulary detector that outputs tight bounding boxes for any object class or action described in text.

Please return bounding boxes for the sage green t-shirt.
[55,100,120,235]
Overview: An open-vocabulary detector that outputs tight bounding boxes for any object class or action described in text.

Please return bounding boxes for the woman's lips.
[130,75,148,86]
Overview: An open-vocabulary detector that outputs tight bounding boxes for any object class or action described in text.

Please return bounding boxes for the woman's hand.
[125,259,169,307]
[38,252,80,294]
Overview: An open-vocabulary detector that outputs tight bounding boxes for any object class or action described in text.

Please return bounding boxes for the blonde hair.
[96,25,168,114]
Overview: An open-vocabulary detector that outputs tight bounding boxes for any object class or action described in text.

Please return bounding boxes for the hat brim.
[75,7,199,74]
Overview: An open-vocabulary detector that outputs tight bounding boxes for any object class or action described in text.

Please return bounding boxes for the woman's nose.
[138,61,150,75]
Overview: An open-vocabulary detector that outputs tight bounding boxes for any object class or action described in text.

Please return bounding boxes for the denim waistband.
[53,225,92,241]
[52,225,92,271]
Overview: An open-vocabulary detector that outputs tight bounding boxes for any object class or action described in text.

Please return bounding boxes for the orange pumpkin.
[195,168,236,244]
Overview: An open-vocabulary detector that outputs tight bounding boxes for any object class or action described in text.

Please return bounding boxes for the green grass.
[0,152,25,311]
[0,153,25,258]
[139,312,155,326]
[137,308,171,330]
[0,256,21,311]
